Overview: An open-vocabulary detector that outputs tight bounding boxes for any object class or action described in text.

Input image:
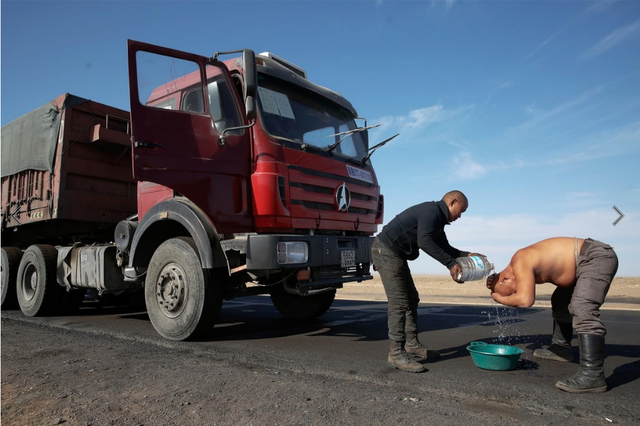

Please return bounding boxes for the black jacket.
[377,200,468,269]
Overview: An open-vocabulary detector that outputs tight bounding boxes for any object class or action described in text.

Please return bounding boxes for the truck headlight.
[277,242,308,264]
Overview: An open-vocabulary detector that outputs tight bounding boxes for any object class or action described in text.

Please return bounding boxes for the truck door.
[127,39,252,230]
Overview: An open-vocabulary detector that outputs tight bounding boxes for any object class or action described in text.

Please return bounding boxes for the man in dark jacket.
[371,190,483,373]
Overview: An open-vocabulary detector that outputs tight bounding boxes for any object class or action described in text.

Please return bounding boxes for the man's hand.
[486,273,499,292]
[450,263,464,283]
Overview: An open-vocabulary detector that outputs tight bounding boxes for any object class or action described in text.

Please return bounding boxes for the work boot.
[556,334,607,393]
[405,332,441,359]
[534,320,573,362]
[387,340,426,373]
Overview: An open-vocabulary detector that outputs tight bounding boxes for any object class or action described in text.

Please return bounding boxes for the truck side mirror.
[245,96,256,122]
[242,49,257,122]
[243,50,257,95]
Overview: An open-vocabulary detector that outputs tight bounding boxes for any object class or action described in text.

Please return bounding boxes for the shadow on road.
[609,358,640,390]
[20,297,551,344]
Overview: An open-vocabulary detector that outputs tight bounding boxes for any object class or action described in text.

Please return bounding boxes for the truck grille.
[291,199,373,216]
[288,174,378,215]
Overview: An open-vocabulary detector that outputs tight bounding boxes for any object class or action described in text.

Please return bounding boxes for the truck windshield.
[257,74,367,160]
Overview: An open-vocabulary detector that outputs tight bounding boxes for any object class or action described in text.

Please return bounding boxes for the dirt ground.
[338,275,640,311]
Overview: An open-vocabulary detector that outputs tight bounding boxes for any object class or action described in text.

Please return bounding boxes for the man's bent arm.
[420,236,458,269]
[491,281,516,297]
[491,291,534,308]
[491,262,536,308]
[438,233,470,261]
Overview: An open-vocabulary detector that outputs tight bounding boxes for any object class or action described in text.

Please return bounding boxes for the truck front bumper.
[246,234,374,288]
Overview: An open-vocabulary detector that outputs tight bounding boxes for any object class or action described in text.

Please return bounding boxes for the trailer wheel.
[16,245,63,316]
[270,285,336,320]
[1,247,23,309]
[145,237,223,341]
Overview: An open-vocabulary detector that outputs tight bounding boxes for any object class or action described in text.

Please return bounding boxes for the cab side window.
[180,76,242,135]
[182,90,204,114]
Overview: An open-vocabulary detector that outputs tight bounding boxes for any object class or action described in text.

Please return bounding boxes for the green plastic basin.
[466,341,524,371]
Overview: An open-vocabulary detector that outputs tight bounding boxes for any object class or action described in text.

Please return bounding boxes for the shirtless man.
[486,237,618,393]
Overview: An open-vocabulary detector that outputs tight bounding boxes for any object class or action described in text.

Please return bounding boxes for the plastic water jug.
[455,255,494,282]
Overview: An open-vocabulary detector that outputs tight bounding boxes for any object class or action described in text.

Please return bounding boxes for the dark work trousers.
[371,237,420,342]
[551,239,619,336]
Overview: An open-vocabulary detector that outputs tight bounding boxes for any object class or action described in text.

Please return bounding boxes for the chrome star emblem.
[335,182,351,212]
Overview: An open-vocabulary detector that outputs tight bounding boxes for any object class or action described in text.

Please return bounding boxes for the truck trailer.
[1,40,389,341]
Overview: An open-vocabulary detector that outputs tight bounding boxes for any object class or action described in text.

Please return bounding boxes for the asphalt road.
[2,296,640,425]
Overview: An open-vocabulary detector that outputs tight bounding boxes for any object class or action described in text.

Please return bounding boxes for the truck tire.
[1,247,23,309]
[145,237,223,341]
[270,286,336,320]
[16,245,63,317]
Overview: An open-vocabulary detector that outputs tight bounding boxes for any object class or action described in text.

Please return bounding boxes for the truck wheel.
[16,245,63,317]
[145,237,223,341]
[1,247,23,309]
[270,285,336,320]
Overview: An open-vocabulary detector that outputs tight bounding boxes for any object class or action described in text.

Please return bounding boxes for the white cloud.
[566,191,600,199]
[497,81,515,91]
[402,106,445,129]
[523,36,555,63]
[369,106,445,140]
[449,151,487,181]
[581,0,618,17]
[525,104,542,115]
[488,120,640,172]
[514,86,604,130]
[543,120,640,165]
[583,18,640,59]
[564,192,606,209]
[372,104,473,138]
[430,0,456,10]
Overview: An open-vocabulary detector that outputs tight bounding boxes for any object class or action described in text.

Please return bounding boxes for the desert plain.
[339,275,640,311]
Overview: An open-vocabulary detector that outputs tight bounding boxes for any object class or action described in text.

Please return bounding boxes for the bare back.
[512,237,583,287]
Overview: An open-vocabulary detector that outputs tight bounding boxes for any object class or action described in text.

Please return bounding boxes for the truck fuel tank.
[58,245,136,293]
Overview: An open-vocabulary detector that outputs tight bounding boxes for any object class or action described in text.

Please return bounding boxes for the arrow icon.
[612,205,625,226]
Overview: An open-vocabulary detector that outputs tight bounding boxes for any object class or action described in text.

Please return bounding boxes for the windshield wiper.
[361,133,399,165]
[326,123,383,154]
[327,123,382,138]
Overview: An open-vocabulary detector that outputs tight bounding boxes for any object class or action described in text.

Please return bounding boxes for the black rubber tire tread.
[16,245,64,317]
[1,247,23,309]
[270,286,336,320]
[144,237,223,341]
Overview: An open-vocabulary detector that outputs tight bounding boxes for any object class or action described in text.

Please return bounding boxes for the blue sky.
[2,0,639,276]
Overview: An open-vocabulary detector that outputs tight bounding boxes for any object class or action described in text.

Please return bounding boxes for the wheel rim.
[155,263,188,318]
[21,263,38,302]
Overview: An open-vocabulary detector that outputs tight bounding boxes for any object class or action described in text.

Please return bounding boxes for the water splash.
[480,304,527,345]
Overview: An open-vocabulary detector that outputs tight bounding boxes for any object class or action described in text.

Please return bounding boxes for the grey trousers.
[371,237,420,342]
[552,238,619,336]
